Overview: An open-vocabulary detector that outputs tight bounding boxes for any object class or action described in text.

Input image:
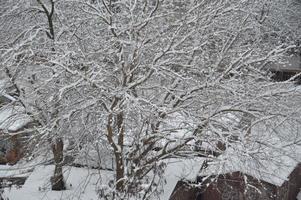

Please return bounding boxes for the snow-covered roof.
[0,105,32,133]
[200,145,300,186]
[0,79,9,91]
[0,79,16,102]
[200,118,301,187]
[0,79,31,132]
[159,158,204,200]
[267,54,301,72]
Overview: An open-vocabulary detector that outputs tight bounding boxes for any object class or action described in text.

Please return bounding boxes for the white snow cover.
[159,157,204,200]
[200,119,301,187]
[0,80,16,102]
[73,147,114,169]
[297,191,301,200]
[1,158,203,200]
[200,145,300,186]
[0,165,32,178]
[0,79,9,91]
[3,165,113,200]
[0,105,32,132]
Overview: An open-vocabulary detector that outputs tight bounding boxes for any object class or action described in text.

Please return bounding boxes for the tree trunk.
[116,112,125,191]
[51,138,65,191]
[115,152,125,191]
[107,111,125,192]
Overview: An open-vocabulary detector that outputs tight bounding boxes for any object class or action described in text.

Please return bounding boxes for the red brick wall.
[286,164,301,200]
[201,172,277,200]
[5,135,23,165]
[170,181,201,200]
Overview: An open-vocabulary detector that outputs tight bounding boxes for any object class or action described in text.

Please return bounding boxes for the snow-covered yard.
[2,165,113,200]
[0,157,204,200]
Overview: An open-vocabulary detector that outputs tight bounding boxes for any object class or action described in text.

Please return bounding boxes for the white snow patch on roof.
[0,105,32,132]
[0,79,9,91]
[200,145,300,186]
[200,118,301,186]
[159,158,204,200]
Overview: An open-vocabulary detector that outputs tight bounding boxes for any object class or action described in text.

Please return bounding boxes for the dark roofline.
[265,54,301,72]
[198,163,301,188]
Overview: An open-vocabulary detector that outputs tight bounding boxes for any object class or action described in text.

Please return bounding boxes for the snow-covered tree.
[0,0,301,199]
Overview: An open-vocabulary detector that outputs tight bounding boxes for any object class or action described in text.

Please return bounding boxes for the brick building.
[0,80,33,165]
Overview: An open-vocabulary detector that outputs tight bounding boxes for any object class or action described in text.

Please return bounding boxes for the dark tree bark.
[51,138,65,191]
[107,110,125,192]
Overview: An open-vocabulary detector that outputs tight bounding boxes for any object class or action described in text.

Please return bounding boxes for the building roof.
[199,118,301,187]
[0,79,32,133]
[200,145,300,186]
[267,54,301,72]
[0,105,32,133]
[159,158,204,200]
[0,79,16,103]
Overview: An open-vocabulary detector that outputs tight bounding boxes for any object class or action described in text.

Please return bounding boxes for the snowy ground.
[0,165,32,178]
[2,165,113,200]
[0,157,203,200]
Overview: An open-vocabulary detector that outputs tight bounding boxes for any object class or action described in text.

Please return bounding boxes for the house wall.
[206,173,245,200]
[4,135,22,165]
[200,172,277,200]
[200,183,221,200]
[283,163,301,200]
[169,181,201,200]
[0,132,31,165]
[170,165,301,200]
[0,134,10,165]
[271,70,301,83]
[244,181,276,200]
